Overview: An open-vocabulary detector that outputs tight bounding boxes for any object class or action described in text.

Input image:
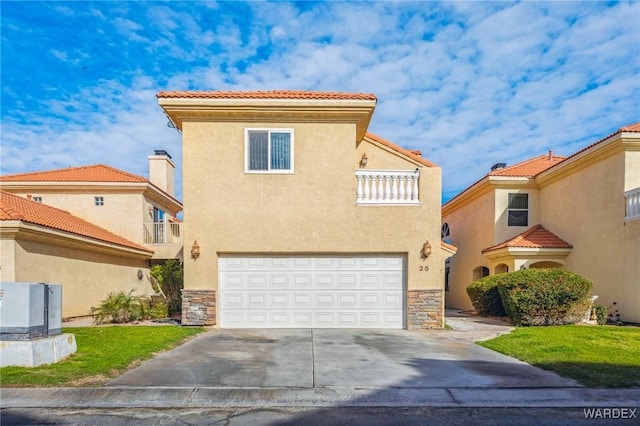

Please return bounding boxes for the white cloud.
[1,1,638,203]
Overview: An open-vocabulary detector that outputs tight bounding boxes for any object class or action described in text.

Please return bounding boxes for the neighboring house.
[0,151,183,262]
[158,90,454,329]
[0,191,154,317]
[442,123,640,323]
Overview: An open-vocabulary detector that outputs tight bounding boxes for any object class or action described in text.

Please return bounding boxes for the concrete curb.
[2,387,639,409]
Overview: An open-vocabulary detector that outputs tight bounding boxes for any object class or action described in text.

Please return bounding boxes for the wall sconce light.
[148,206,154,216]
[421,240,432,259]
[359,153,368,168]
[191,240,201,260]
[137,269,144,280]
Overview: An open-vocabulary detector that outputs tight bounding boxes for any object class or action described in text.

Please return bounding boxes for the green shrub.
[497,269,592,326]
[593,304,608,326]
[93,290,150,324]
[148,302,169,319]
[466,277,506,316]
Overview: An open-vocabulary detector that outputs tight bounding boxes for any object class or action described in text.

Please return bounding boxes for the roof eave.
[157,97,377,142]
[483,246,573,259]
[0,221,154,258]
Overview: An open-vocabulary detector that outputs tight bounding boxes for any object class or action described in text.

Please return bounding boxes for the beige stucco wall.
[442,188,496,310]
[625,150,640,191]
[2,238,153,318]
[540,150,640,322]
[182,120,443,317]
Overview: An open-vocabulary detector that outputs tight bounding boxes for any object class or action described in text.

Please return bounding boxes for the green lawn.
[479,325,640,387]
[0,326,205,387]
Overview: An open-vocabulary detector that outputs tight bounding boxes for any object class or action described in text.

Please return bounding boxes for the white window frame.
[244,128,294,174]
[507,193,529,227]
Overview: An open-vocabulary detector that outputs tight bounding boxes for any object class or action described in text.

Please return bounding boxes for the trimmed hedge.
[466,277,506,316]
[497,269,593,326]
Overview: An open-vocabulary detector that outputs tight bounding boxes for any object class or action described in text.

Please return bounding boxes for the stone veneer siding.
[182,290,216,326]
[407,289,443,329]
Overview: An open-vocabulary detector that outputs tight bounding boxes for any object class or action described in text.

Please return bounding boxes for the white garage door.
[218,255,405,329]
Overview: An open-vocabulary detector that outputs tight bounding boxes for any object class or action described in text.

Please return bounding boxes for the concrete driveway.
[107,328,579,388]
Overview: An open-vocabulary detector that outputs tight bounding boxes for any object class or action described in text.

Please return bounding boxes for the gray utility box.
[0,282,62,341]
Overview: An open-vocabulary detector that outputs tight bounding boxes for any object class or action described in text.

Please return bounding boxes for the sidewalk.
[2,386,639,408]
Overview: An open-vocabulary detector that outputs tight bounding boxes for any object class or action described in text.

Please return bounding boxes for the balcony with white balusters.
[356,169,420,205]
[625,187,640,221]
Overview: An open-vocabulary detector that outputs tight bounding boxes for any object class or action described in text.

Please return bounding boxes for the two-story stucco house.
[0,152,184,317]
[442,123,640,323]
[158,90,453,329]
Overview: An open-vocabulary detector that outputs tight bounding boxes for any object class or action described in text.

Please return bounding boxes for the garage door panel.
[383,293,403,307]
[315,274,335,288]
[270,274,290,289]
[219,255,404,329]
[337,273,358,288]
[338,293,357,306]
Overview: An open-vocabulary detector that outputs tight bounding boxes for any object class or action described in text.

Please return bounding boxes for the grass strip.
[1,326,205,387]
[479,325,640,387]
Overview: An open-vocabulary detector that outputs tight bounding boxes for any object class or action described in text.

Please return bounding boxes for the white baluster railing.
[356,170,420,205]
[143,222,183,244]
[625,187,640,221]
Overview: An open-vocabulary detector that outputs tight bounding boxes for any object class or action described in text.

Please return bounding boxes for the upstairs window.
[33,196,42,203]
[508,193,528,226]
[94,196,104,206]
[245,129,293,173]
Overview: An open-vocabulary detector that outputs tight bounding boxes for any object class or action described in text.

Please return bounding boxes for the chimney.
[148,150,175,196]
[548,149,553,160]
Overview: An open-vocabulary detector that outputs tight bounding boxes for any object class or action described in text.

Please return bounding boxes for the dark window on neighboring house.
[33,196,42,203]
[441,222,450,240]
[508,193,528,226]
[94,196,104,206]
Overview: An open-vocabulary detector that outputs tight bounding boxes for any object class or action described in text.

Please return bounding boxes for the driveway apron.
[107,328,579,388]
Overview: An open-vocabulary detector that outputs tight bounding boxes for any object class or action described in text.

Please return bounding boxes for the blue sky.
[1,1,639,202]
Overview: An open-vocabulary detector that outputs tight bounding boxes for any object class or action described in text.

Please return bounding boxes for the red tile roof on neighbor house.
[157,90,378,101]
[482,224,573,253]
[0,191,152,253]
[489,151,566,178]
[365,133,438,168]
[0,164,148,183]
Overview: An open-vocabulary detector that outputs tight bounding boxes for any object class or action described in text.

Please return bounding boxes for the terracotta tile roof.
[482,224,573,253]
[365,133,438,168]
[157,90,377,101]
[489,152,566,178]
[552,121,640,166]
[0,191,152,253]
[0,164,148,183]
[619,122,640,132]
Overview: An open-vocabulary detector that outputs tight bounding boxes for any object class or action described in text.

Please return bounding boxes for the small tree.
[150,260,183,316]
